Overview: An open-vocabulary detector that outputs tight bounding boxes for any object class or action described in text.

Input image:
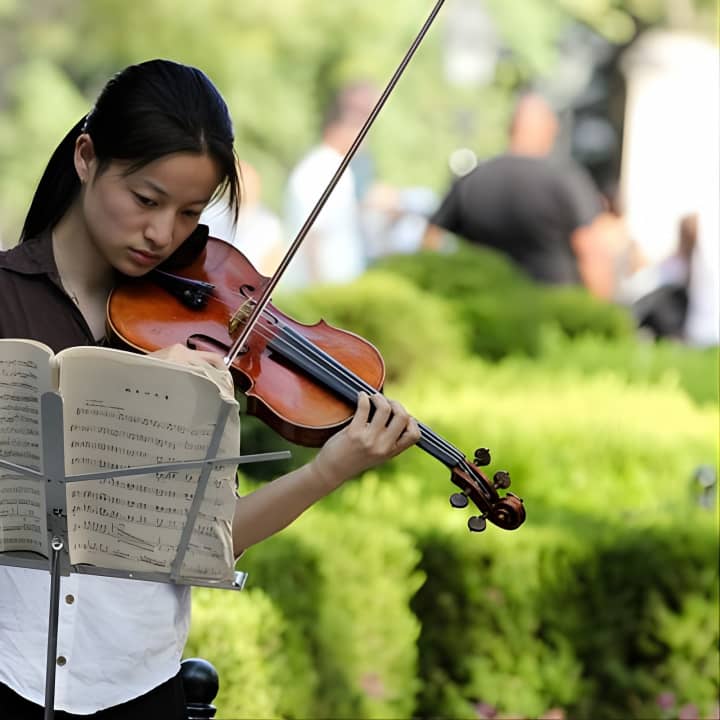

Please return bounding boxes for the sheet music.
[0,340,53,555]
[58,348,239,583]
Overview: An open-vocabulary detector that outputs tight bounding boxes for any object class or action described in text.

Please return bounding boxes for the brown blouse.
[0,234,96,352]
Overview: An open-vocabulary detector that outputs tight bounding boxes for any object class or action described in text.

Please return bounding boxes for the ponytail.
[20,60,240,244]
[20,116,86,242]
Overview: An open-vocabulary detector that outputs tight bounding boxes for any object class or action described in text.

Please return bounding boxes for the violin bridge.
[228,300,254,335]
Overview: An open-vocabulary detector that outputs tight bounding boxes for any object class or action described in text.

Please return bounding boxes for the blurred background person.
[281,90,367,289]
[683,193,719,347]
[570,182,642,301]
[334,80,441,262]
[422,92,603,286]
[361,182,440,260]
[614,211,696,340]
[201,160,286,276]
[337,80,381,204]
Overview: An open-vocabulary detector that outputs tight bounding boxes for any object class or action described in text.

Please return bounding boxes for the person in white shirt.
[282,92,368,289]
[201,160,286,276]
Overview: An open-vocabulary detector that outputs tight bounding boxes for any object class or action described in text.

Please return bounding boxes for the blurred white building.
[620,31,719,262]
[620,30,719,345]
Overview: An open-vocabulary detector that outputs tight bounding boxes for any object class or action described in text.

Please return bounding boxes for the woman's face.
[77,137,222,276]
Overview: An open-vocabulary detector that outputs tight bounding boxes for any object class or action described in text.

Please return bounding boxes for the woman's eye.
[133,192,157,207]
[183,209,202,218]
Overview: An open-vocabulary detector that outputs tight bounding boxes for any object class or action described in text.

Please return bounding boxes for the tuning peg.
[450,492,469,508]
[467,515,487,532]
[493,471,511,490]
[473,448,491,466]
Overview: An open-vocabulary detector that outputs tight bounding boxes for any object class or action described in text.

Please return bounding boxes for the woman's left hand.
[310,391,421,491]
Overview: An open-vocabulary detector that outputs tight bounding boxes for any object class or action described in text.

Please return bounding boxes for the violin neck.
[268,323,464,471]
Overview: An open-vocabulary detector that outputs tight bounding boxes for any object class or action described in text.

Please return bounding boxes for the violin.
[107,235,526,533]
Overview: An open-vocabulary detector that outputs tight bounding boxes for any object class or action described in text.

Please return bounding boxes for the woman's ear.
[74,133,97,184]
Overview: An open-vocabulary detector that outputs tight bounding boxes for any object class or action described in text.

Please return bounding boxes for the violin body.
[107,238,385,446]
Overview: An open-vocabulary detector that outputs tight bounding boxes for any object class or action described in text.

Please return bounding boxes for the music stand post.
[0,391,291,720]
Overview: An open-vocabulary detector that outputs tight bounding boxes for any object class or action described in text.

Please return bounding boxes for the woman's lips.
[128,248,161,266]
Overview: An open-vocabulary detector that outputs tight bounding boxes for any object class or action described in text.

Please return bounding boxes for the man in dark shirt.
[423,94,602,285]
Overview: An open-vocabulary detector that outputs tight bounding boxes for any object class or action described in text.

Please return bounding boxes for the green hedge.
[188,261,717,719]
[411,515,718,720]
[274,269,468,383]
[189,350,717,719]
[532,326,719,407]
[188,510,423,719]
[184,587,305,719]
[371,244,635,359]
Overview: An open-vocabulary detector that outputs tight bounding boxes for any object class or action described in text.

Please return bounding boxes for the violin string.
[264,321,467,468]
[259,326,494,501]
[181,292,467,466]
[272,320,494,502]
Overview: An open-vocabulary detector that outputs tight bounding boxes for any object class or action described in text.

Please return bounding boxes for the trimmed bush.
[534,326,719,407]
[187,259,717,719]
[326,356,718,719]
[274,270,468,384]
[248,510,423,720]
[192,506,424,719]
[185,586,311,719]
[410,515,718,720]
[372,244,635,359]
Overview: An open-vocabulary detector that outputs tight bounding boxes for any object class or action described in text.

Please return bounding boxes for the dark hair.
[21,59,240,242]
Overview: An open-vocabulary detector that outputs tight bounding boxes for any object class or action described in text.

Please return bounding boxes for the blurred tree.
[0,0,714,245]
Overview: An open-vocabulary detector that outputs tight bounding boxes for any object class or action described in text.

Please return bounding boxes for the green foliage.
[648,589,720,718]
[0,58,86,241]
[410,517,718,720]
[250,510,424,720]
[219,343,717,719]
[195,506,424,719]
[185,587,304,719]
[533,326,720,407]
[388,355,716,523]
[208,257,716,719]
[540,285,635,339]
[274,270,468,384]
[373,244,634,359]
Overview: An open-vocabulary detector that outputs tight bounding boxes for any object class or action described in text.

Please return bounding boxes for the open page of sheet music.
[0,340,240,584]
[59,347,239,583]
[0,339,53,556]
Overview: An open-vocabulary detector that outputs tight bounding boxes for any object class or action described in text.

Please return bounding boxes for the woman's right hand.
[149,343,227,371]
[149,343,234,395]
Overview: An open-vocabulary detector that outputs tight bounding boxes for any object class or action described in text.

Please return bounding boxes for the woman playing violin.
[0,59,420,720]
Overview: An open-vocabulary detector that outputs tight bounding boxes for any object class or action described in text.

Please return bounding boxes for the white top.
[283,144,366,289]
[0,566,190,713]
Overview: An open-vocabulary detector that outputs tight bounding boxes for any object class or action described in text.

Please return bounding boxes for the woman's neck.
[52,204,115,299]
[52,204,116,341]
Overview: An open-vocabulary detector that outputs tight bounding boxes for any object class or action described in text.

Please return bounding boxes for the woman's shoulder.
[0,234,55,275]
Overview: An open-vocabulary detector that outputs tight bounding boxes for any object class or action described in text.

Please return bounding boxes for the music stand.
[0,391,290,720]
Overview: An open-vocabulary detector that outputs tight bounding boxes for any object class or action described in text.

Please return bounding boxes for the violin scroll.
[449,448,526,533]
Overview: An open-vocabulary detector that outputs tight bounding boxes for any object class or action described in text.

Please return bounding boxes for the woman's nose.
[144,212,175,248]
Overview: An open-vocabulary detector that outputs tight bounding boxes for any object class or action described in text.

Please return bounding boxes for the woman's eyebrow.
[140,178,211,205]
